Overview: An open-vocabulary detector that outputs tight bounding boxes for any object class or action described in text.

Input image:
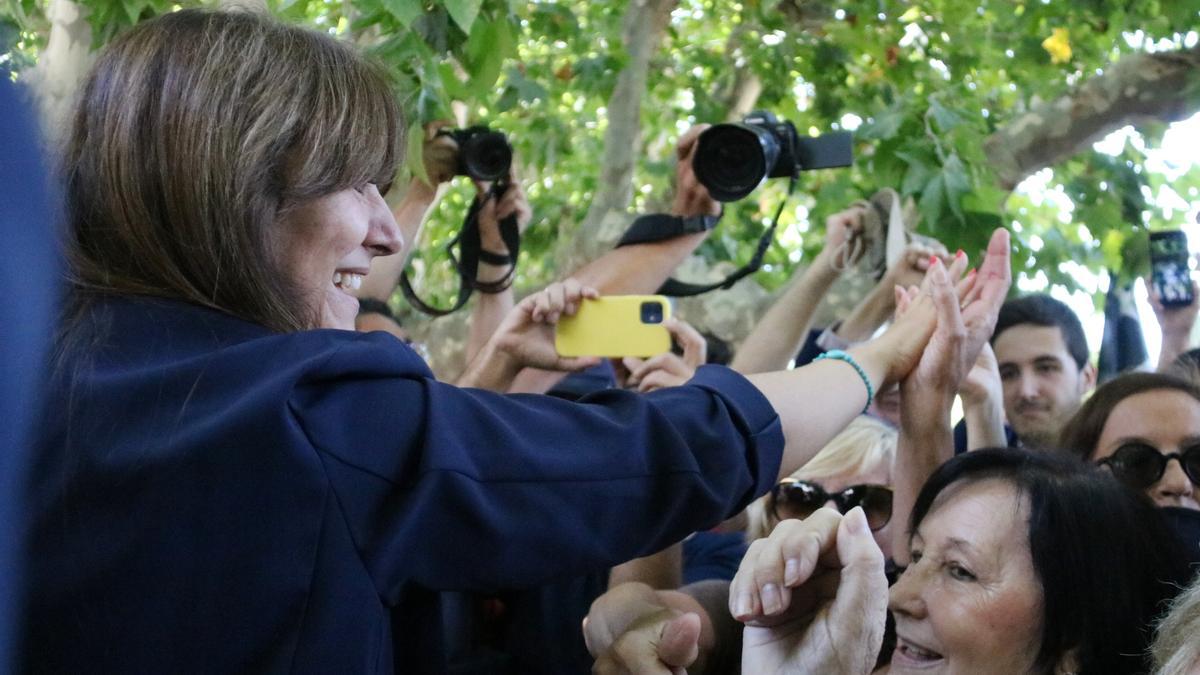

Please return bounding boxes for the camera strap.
[400,181,521,316]
[616,175,797,297]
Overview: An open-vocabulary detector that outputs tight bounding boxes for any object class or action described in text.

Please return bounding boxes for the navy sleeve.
[288,334,783,600]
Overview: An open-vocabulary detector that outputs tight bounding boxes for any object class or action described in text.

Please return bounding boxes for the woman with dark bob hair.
[889,448,1189,674]
[1058,372,1200,511]
[23,7,1013,673]
[725,449,1190,674]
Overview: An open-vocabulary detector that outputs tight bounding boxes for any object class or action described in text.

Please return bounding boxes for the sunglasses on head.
[1097,443,1200,491]
[770,479,893,531]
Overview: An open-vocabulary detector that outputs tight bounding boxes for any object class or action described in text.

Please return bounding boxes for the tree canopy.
[4,0,1200,335]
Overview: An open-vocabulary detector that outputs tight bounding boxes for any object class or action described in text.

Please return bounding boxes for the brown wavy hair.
[1057,371,1200,461]
[61,9,402,332]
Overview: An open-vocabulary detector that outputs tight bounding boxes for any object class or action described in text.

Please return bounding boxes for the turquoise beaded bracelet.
[814,349,874,415]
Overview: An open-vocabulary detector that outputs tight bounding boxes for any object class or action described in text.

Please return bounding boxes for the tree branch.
[561,0,677,265]
[985,44,1200,190]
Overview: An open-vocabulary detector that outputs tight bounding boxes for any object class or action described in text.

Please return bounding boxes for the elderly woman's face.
[1092,389,1200,510]
[888,478,1044,674]
[276,185,402,330]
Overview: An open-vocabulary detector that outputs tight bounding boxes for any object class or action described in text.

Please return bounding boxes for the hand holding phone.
[555,296,672,357]
[1150,230,1194,308]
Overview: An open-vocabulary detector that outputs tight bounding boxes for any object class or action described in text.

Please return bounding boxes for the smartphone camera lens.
[640,301,664,324]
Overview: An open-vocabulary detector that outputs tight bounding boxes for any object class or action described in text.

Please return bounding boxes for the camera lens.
[694,124,781,202]
[639,301,664,324]
[461,132,513,182]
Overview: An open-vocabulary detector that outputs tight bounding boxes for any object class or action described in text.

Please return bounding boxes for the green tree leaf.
[444,0,481,33]
[381,0,422,29]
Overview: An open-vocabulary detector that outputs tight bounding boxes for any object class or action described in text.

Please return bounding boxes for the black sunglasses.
[770,479,893,531]
[1097,443,1200,491]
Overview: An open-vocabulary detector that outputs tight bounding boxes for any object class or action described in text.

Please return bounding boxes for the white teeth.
[904,644,940,660]
[333,272,362,291]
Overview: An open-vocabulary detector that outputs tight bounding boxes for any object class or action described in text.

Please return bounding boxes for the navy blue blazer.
[23,297,783,673]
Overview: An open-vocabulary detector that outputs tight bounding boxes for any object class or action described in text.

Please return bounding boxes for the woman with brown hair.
[1058,372,1200,511]
[25,8,1010,673]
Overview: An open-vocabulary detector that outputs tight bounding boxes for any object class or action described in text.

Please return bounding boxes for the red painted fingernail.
[929,255,939,265]
[956,249,965,258]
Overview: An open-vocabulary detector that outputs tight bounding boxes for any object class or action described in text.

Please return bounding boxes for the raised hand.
[671,124,721,218]
[959,342,1002,410]
[735,508,888,675]
[883,241,950,292]
[489,279,602,373]
[895,253,972,421]
[824,205,868,268]
[623,318,707,392]
[474,168,533,257]
[420,120,460,188]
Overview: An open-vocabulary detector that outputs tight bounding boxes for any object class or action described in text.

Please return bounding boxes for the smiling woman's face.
[275,184,402,330]
[887,478,1045,675]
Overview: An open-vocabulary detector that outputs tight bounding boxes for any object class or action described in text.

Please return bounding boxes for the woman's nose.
[1153,456,1193,505]
[888,563,928,619]
[363,185,402,257]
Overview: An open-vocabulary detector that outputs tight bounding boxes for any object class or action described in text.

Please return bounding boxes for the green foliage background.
[5,0,1200,311]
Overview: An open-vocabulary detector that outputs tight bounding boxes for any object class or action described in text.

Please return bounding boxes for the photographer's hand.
[474,169,532,272]
[671,124,721,218]
[465,169,533,366]
[457,280,601,391]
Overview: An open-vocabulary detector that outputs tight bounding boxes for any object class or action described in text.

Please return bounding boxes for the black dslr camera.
[437,126,513,182]
[694,111,853,202]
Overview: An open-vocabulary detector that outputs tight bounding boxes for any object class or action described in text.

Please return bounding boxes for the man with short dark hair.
[991,294,1097,448]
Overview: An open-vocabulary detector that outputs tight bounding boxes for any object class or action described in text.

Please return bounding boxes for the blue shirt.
[23,296,783,673]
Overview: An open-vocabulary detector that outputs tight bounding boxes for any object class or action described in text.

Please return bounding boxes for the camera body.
[438,126,513,182]
[694,111,853,202]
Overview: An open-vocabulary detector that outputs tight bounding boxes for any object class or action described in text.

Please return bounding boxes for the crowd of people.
[9,7,1200,675]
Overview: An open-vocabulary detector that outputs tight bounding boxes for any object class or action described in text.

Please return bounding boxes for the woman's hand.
[895,254,971,421]
[734,508,887,675]
[897,228,1012,424]
[622,318,707,392]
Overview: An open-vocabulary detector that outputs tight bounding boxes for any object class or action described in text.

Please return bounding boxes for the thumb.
[657,613,702,669]
[827,507,888,669]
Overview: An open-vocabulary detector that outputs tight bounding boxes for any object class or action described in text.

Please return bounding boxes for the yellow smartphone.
[555,295,672,358]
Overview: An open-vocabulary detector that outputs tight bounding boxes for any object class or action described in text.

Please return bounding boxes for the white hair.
[1152,574,1200,675]
[744,415,897,542]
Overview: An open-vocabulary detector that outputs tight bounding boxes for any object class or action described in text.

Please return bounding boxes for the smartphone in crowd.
[555,295,672,357]
[1149,230,1194,307]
